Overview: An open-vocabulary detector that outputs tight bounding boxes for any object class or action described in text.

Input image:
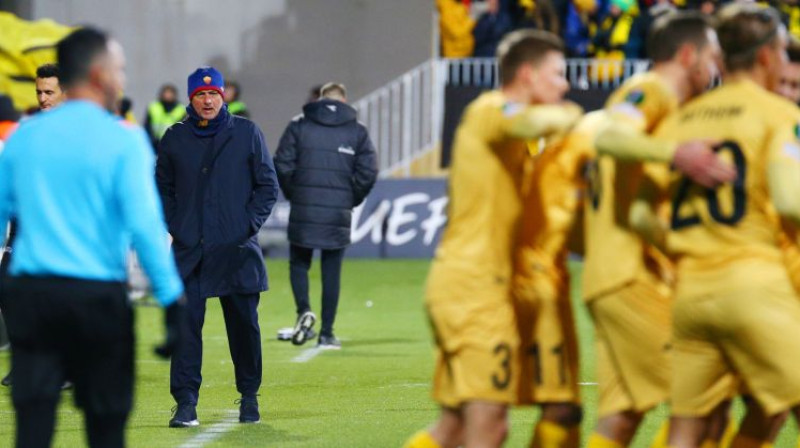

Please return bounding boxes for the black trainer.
[317,334,341,350]
[291,311,316,346]
[169,403,199,428]
[236,396,260,423]
[1,371,10,387]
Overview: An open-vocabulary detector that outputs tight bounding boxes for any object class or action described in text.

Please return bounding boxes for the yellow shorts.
[781,237,800,294]
[588,277,671,417]
[513,269,580,406]
[426,295,520,408]
[672,264,800,417]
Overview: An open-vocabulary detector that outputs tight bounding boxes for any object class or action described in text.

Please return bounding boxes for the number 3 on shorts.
[491,343,512,390]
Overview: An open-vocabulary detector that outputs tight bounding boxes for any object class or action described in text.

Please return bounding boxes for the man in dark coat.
[156,66,278,427]
[274,82,378,350]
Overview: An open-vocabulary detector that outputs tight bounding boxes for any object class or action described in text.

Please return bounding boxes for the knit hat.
[187,66,225,99]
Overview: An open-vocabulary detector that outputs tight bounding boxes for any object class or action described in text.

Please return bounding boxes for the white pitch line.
[579,382,598,386]
[291,347,322,363]
[178,410,239,448]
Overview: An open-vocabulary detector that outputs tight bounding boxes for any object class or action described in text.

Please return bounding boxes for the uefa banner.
[261,178,448,258]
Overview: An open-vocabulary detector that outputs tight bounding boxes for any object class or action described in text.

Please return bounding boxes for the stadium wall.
[261,179,447,259]
[20,0,434,150]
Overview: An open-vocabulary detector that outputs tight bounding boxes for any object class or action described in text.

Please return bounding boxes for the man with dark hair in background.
[224,80,250,118]
[0,27,186,448]
[35,63,65,112]
[144,83,185,149]
[306,84,323,104]
[274,82,378,350]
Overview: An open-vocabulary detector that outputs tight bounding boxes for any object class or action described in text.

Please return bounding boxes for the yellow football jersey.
[426,91,578,303]
[516,112,602,280]
[649,79,800,293]
[582,72,678,301]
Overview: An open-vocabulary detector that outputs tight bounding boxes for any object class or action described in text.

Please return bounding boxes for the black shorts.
[5,276,134,416]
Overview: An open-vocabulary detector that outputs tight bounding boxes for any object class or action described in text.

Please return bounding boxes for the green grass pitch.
[0,259,797,447]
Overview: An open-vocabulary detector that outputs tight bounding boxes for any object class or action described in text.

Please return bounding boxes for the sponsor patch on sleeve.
[783,142,800,162]
[609,102,645,123]
[624,89,646,105]
[503,102,524,117]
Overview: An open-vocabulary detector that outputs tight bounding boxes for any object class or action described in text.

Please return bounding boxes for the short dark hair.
[57,27,110,89]
[159,83,178,96]
[716,4,782,72]
[35,63,60,81]
[647,11,713,63]
[497,29,564,86]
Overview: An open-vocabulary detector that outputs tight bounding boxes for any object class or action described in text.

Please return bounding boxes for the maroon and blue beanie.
[187,66,224,99]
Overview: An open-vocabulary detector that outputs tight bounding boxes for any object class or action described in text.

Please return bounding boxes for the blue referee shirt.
[0,100,183,306]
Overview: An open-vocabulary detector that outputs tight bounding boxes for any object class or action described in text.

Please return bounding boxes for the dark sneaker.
[317,334,341,350]
[236,396,260,424]
[169,403,199,428]
[291,311,316,346]
[1,371,10,387]
[61,381,73,390]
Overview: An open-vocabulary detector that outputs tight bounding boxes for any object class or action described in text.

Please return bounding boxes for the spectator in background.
[0,95,19,145]
[35,64,65,111]
[437,0,476,57]
[511,0,561,34]
[224,80,250,118]
[473,0,515,56]
[591,0,644,59]
[156,66,278,427]
[115,96,136,123]
[688,0,721,15]
[778,1,800,40]
[306,84,323,104]
[274,82,378,350]
[144,84,185,149]
[562,0,599,56]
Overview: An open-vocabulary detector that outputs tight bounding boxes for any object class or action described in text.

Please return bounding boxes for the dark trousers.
[5,276,133,448]
[0,248,11,347]
[170,267,262,406]
[289,244,345,337]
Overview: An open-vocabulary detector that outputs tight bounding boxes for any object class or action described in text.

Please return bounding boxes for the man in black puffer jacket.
[275,82,378,349]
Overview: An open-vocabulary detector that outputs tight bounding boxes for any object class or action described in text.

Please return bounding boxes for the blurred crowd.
[437,0,800,60]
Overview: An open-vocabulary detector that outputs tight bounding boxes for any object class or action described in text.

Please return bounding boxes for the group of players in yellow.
[404,2,800,448]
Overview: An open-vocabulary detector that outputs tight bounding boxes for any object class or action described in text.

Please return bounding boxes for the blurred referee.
[0,27,185,448]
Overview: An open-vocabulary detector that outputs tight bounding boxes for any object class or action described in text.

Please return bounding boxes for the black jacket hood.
[302,99,356,126]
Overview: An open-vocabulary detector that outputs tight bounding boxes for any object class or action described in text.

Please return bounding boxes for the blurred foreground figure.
[0,27,186,448]
[404,30,582,448]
